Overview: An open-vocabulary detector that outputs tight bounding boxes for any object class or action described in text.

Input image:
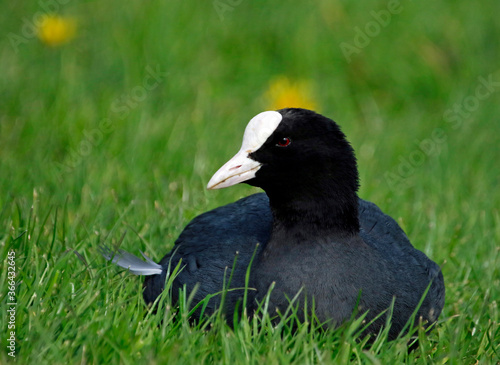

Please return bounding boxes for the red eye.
[276,137,291,147]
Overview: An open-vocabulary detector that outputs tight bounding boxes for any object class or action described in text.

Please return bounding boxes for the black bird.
[103,108,444,339]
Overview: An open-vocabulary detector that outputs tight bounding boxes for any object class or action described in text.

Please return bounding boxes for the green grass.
[1,0,500,363]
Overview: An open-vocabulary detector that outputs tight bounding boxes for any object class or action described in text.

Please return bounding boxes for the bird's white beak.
[207,151,262,190]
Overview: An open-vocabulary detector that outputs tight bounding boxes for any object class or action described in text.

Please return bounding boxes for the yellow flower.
[37,15,76,47]
[265,76,318,111]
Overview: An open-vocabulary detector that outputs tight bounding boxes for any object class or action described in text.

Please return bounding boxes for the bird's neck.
[266,180,360,242]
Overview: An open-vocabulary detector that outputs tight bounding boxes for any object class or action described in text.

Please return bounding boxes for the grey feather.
[99,245,163,276]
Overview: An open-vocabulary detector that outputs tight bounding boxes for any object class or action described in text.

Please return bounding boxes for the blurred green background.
[1,0,499,363]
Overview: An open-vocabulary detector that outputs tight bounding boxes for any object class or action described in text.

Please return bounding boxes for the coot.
[103,108,444,338]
